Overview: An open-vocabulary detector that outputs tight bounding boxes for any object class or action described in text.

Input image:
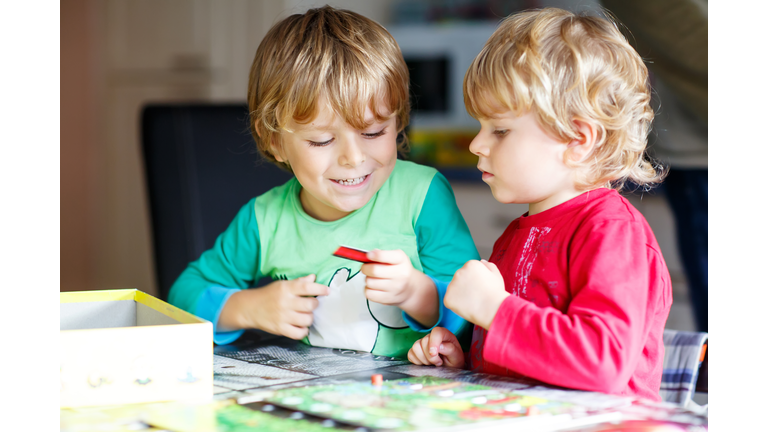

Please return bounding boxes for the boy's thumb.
[299,274,316,282]
[438,343,462,367]
[438,343,456,356]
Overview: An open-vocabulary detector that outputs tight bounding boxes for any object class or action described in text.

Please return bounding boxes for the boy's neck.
[527,187,603,216]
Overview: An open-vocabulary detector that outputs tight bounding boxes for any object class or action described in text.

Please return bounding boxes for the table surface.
[61,330,709,432]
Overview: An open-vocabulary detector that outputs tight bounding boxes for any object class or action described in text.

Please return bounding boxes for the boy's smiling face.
[469,110,581,215]
[272,98,398,221]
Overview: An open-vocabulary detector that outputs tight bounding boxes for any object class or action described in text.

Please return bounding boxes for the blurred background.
[61,0,707,332]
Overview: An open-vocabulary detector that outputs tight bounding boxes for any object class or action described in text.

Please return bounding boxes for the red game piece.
[333,245,374,263]
[371,374,383,386]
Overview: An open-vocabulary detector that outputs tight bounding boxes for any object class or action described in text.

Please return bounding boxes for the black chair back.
[141,104,293,300]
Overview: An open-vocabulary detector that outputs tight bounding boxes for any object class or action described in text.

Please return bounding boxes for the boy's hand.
[361,249,439,327]
[445,260,509,330]
[407,327,465,368]
[219,275,329,340]
[360,249,417,306]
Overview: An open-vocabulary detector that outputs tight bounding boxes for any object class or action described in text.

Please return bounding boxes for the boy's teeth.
[336,175,366,186]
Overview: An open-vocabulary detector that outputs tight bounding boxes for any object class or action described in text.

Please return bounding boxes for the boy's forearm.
[469,290,508,330]
[484,295,641,394]
[399,270,440,328]
[218,289,261,332]
[217,290,244,331]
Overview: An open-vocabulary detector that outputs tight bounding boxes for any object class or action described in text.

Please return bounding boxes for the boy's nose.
[468,134,487,157]
[339,138,365,167]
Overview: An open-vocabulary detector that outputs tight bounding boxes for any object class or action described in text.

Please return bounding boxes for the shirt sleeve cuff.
[403,275,466,335]
[194,286,245,345]
[484,294,528,365]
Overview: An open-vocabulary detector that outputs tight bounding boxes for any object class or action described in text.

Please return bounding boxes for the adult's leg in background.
[663,168,708,332]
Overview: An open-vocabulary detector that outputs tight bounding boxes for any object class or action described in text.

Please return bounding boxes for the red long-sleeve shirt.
[468,188,672,401]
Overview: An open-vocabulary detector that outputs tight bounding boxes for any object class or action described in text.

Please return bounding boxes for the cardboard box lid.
[61,289,207,331]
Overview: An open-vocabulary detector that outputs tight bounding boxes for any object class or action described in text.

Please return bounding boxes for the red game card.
[333,245,373,263]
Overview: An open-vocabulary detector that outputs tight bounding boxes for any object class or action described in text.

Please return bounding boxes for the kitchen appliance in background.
[388,23,498,180]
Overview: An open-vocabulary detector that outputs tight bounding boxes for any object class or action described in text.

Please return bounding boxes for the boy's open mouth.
[331,174,369,186]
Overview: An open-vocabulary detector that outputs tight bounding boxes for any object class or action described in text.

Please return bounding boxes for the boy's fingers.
[407,349,418,365]
[296,296,320,312]
[363,287,390,305]
[414,343,435,366]
[430,326,453,342]
[420,335,442,366]
[287,312,315,327]
[407,348,424,365]
[479,259,500,275]
[363,276,389,291]
[366,249,406,265]
[282,324,309,340]
[437,342,462,368]
[293,281,329,297]
[299,274,316,282]
[407,341,423,365]
[408,340,427,365]
[360,263,392,279]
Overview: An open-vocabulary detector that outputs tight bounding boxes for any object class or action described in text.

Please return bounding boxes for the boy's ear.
[269,139,286,163]
[566,119,600,163]
[255,127,286,163]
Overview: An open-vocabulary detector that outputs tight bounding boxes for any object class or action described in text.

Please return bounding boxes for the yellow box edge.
[60,289,138,303]
[60,289,207,325]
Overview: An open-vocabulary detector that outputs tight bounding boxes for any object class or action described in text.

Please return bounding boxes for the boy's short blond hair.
[248,6,410,171]
[464,8,664,191]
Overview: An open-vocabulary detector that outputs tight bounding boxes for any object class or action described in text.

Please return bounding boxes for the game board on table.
[250,375,621,431]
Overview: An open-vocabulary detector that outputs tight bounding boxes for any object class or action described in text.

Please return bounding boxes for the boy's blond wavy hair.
[464,8,665,191]
[248,6,410,172]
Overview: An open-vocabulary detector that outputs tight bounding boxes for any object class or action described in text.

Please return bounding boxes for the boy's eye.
[308,138,333,147]
[493,129,509,137]
[362,128,386,139]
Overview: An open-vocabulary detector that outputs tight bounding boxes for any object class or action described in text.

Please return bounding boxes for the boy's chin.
[489,189,522,206]
[488,187,506,203]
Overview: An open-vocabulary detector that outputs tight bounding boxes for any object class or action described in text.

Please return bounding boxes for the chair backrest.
[660,329,708,406]
[141,104,294,300]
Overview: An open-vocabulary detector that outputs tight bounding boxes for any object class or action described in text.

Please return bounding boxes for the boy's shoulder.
[568,189,655,240]
[378,160,444,215]
[581,189,645,224]
[391,159,440,180]
[253,176,298,208]
[383,160,442,193]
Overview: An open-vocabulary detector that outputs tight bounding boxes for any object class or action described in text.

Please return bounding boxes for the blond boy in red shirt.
[408,8,672,401]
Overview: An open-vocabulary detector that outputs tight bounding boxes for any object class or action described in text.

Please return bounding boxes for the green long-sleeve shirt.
[169,160,479,357]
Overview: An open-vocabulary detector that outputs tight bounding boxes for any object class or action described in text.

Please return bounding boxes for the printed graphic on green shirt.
[308,267,407,353]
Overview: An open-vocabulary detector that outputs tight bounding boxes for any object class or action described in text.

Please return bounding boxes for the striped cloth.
[660,329,708,405]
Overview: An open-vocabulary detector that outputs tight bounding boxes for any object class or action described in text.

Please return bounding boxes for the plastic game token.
[333,246,373,263]
[371,374,383,386]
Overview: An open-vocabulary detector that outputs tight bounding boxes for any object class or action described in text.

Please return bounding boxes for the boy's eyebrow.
[293,121,333,132]
[294,114,392,132]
